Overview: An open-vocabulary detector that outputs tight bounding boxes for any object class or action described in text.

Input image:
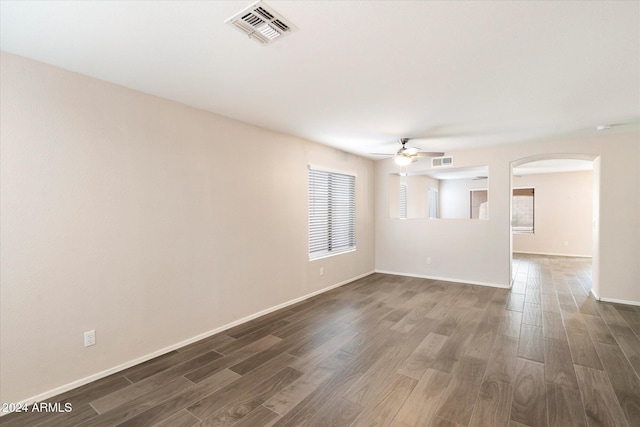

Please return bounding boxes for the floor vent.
[432,156,454,168]
[226,1,297,45]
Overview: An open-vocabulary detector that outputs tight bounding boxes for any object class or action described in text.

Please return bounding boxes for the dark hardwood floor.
[2,254,639,426]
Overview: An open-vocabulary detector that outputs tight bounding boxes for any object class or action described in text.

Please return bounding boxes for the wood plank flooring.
[2,254,639,426]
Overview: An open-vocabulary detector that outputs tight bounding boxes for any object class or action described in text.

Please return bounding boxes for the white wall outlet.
[426,257,432,265]
[84,330,96,347]
[320,267,324,276]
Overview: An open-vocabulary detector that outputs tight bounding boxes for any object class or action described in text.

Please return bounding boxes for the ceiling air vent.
[432,156,454,168]
[225,1,297,45]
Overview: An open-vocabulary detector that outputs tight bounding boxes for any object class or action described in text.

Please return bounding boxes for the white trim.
[512,229,534,235]
[375,270,510,289]
[589,288,640,306]
[308,164,357,177]
[599,297,640,307]
[3,270,375,415]
[513,251,592,258]
[309,248,356,261]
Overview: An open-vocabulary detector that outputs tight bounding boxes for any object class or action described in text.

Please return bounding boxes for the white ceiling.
[1,1,638,158]
[406,159,592,180]
[513,159,593,176]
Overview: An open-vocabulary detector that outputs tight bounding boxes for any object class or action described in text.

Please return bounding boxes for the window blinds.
[399,184,407,219]
[308,168,356,259]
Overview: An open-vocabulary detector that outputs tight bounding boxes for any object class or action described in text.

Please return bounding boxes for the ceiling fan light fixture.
[395,154,413,166]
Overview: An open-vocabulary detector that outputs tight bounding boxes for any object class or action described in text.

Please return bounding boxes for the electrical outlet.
[426,257,432,265]
[84,330,96,347]
[320,267,324,276]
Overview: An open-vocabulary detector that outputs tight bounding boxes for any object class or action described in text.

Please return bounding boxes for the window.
[399,184,408,219]
[512,188,534,233]
[308,167,356,259]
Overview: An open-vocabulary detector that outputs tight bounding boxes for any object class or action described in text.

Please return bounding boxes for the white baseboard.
[513,251,592,258]
[599,297,640,306]
[375,270,510,289]
[589,288,640,306]
[4,270,375,414]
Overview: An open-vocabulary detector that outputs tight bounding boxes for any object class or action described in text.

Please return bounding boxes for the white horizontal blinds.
[309,169,330,256]
[399,184,407,219]
[309,168,356,259]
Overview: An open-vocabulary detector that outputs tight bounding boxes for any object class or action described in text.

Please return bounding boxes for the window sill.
[309,248,356,261]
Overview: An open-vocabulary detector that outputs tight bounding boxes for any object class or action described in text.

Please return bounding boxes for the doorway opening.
[509,154,599,296]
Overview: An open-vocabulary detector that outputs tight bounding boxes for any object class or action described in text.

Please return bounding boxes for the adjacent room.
[1,1,638,426]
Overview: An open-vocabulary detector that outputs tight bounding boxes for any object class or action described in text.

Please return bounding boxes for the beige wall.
[513,170,593,257]
[596,136,639,304]
[375,133,640,305]
[0,53,375,404]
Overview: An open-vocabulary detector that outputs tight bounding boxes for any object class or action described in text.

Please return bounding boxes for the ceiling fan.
[370,138,445,166]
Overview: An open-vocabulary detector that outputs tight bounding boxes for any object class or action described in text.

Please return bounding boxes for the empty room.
[1,1,639,426]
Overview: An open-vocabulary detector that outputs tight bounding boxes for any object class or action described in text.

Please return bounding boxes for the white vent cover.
[432,156,454,168]
[225,1,297,45]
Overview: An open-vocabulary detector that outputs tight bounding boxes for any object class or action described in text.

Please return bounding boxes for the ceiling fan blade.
[369,152,395,156]
[414,152,445,157]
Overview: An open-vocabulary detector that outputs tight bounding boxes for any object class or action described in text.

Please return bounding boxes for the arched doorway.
[509,154,599,297]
